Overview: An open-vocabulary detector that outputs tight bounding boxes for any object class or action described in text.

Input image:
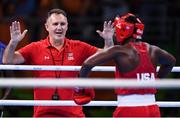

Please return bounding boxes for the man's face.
[45,13,68,42]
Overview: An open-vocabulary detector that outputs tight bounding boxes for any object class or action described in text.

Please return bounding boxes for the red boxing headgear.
[114,13,144,43]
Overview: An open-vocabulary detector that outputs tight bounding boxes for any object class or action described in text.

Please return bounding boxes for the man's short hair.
[46,8,67,21]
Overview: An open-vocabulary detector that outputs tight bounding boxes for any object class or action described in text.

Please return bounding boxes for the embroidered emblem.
[67,52,74,60]
[44,56,50,60]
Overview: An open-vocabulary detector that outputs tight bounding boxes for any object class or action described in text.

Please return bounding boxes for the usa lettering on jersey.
[137,73,155,81]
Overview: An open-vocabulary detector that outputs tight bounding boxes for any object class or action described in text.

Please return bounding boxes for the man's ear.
[45,23,48,31]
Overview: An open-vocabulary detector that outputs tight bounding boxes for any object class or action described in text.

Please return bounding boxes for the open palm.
[96,21,114,40]
[10,21,27,44]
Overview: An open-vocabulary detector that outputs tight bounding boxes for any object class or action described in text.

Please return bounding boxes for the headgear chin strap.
[114,13,144,43]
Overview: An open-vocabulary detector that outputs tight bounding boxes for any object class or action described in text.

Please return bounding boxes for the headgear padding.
[114,13,144,43]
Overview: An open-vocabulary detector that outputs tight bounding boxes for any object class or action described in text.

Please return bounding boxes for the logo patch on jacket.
[67,52,74,60]
[44,56,50,60]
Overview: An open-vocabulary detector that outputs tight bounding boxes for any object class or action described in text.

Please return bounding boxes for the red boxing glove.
[73,87,95,105]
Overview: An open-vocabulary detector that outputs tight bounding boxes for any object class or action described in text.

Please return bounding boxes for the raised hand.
[10,21,28,44]
[96,21,114,41]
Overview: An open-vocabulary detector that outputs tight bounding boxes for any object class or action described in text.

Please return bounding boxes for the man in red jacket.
[78,13,176,117]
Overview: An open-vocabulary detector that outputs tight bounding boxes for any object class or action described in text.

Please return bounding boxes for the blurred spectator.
[58,0,86,16]
[57,0,103,47]
[167,0,180,55]
[127,0,145,14]
[0,1,3,16]
[101,0,129,21]
[2,0,36,17]
[0,41,10,117]
[2,0,16,17]
[77,0,103,46]
[35,0,55,18]
[28,0,55,42]
[0,41,6,64]
[167,0,180,18]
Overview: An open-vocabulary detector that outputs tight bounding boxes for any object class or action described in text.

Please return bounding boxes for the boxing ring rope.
[0,78,180,107]
[0,78,180,88]
[0,100,180,107]
[0,65,180,72]
[0,65,180,107]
